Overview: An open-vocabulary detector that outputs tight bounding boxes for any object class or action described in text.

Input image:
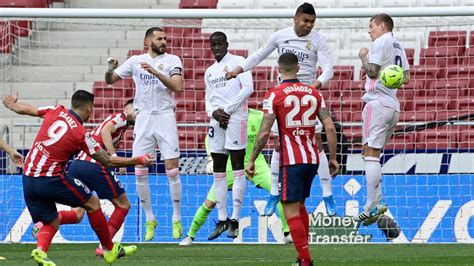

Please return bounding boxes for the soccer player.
[353,13,410,226]
[226,2,337,217]
[2,91,152,265]
[67,99,136,256]
[105,27,184,240]
[246,53,339,266]
[204,31,254,239]
[179,109,291,245]
[0,138,24,167]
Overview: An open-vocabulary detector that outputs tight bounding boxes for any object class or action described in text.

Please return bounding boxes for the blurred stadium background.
[1,0,474,254]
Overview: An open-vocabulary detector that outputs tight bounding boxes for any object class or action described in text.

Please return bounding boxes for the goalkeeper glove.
[206,156,214,174]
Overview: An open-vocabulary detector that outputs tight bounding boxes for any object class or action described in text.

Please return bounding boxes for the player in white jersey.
[105,27,184,240]
[226,3,337,218]
[205,31,254,239]
[354,13,410,226]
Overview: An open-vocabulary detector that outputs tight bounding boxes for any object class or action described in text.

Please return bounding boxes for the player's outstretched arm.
[2,93,40,117]
[246,113,275,178]
[140,62,183,92]
[105,57,122,84]
[92,148,153,168]
[0,139,24,167]
[318,107,339,176]
[100,121,118,156]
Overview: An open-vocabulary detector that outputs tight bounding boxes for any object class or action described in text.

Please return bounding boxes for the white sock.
[270,149,279,196]
[364,156,382,209]
[166,168,182,222]
[213,172,228,221]
[231,170,246,220]
[318,150,333,197]
[135,167,155,221]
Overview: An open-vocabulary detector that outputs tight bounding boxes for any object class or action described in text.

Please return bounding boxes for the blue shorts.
[68,160,125,200]
[22,174,92,224]
[279,164,319,202]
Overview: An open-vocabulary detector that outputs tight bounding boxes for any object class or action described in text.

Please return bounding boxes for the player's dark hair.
[295,3,315,16]
[71,90,94,109]
[210,31,227,42]
[145,27,164,38]
[278,52,299,72]
[371,13,394,32]
[124,99,134,107]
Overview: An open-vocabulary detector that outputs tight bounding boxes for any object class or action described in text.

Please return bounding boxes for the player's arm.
[226,34,278,79]
[105,57,122,84]
[359,47,381,79]
[311,37,334,89]
[100,121,118,155]
[403,70,411,85]
[317,107,339,176]
[140,59,183,92]
[0,138,24,167]
[2,93,40,117]
[223,70,254,115]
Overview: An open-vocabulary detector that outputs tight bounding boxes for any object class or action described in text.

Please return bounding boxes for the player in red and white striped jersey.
[2,91,152,265]
[245,53,338,266]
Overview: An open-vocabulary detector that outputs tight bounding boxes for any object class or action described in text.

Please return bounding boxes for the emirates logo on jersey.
[305,41,312,50]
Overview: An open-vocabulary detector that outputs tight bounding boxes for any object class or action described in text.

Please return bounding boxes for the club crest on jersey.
[223,66,228,73]
[159,64,164,70]
[306,41,312,50]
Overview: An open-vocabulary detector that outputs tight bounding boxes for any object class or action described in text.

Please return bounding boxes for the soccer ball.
[379,64,404,89]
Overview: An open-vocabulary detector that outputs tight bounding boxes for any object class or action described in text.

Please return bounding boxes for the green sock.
[187,203,213,238]
[277,202,289,233]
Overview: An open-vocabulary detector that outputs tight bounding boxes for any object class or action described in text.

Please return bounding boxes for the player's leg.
[280,164,317,265]
[157,111,183,239]
[32,207,84,240]
[314,139,336,217]
[133,113,158,240]
[355,101,396,225]
[265,127,280,216]
[180,198,215,245]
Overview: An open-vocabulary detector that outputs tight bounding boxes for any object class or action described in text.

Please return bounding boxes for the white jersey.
[362,32,410,112]
[115,52,183,112]
[205,53,254,121]
[240,27,333,86]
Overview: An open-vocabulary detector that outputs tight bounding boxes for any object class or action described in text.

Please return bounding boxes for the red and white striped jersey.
[263,79,325,166]
[24,105,100,177]
[77,112,130,164]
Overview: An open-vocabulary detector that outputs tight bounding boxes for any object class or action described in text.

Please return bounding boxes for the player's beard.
[151,43,166,55]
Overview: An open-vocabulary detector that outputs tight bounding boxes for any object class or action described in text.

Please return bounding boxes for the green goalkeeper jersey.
[205,108,270,178]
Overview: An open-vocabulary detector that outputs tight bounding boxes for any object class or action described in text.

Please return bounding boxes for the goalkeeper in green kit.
[179,108,291,245]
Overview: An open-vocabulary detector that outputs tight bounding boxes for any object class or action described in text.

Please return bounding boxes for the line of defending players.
[1,2,411,265]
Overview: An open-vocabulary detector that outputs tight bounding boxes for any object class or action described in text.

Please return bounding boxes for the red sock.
[287,215,311,262]
[59,210,78,225]
[108,206,129,238]
[87,209,113,251]
[299,205,309,235]
[37,223,58,253]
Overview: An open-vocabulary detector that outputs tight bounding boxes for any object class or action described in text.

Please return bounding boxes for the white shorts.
[132,110,180,161]
[208,118,247,154]
[362,100,399,149]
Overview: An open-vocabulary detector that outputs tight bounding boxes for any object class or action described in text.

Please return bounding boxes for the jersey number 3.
[284,95,317,128]
[43,120,68,146]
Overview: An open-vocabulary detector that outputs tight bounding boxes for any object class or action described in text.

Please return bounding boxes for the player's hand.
[8,150,24,167]
[2,92,18,110]
[205,156,214,174]
[245,161,256,179]
[329,159,339,177]
[212,108,230,127]
[118,167,127,174]
[358,47,369,59]
[310,80,322,89]
[225,71,238,80]
[140,62,159,76]
[137,154,154,166]
[107,57,119,72]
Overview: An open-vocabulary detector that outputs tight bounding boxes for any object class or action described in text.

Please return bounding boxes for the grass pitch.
[0,243,473,265]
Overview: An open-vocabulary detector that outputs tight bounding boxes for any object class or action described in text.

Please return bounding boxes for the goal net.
[1,14,473,244]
